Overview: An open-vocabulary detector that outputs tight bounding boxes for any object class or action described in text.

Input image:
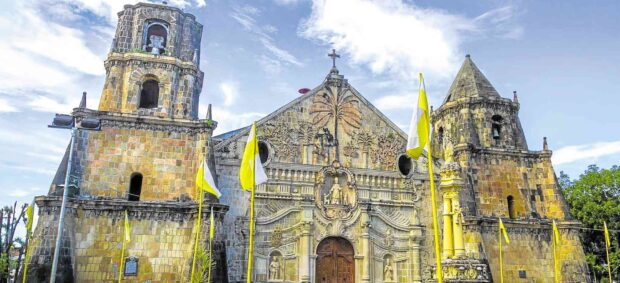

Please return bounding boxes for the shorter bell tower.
[99,2,204,119]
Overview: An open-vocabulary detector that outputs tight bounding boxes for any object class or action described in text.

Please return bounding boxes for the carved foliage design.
[262,120,299,162]
[309,88,361,135]
[371,133,405,170]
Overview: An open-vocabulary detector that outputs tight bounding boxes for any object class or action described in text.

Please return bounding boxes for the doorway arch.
[315,237,354,283]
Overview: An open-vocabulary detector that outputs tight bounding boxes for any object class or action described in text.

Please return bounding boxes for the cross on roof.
[328,49,340,68]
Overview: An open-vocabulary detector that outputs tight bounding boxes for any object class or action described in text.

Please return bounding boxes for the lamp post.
[48,113,100,283]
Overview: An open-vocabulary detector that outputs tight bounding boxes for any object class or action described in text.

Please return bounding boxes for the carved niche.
[315,161,358,219]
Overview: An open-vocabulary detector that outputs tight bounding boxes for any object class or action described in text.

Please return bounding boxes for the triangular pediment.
[214,67,420,171]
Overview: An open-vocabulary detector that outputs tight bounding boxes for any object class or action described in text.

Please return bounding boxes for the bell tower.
[98,2,204,119]
[431,54,528,162]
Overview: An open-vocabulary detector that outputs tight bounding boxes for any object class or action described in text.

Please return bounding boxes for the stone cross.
[328,49,340,68]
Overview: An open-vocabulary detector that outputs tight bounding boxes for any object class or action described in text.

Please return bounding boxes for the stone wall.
[72,111,212,201]
[464,219,589,283]
[27,198,227,282]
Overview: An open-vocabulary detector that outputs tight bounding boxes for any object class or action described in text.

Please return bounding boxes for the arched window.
[492,115,503,141]
[128,173,143,201]
[438,127,444,145]
[507,195,515,219]
[139,80,159,108]
[144,22,168,55]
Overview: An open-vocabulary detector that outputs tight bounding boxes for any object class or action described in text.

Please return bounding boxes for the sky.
[0,0,619,208]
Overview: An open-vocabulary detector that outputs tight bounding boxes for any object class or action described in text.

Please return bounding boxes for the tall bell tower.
[99,2,204,119]
[28,3,227,282]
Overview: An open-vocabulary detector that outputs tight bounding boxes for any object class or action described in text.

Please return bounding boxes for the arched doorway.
[315,237,354,283]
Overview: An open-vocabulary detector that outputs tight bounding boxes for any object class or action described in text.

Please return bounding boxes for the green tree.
[560,165,620,282]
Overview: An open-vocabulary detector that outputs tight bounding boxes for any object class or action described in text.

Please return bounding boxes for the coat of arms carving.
[315,161,358,219]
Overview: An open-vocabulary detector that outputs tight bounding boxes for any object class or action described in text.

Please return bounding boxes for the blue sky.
[0,0,619,207]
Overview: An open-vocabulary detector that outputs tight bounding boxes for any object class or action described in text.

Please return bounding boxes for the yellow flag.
[406,73,430,159]
[239,122,268,190]
[499,218,510,244]
[604,222,611,247]
[26,204,34,232]
[124,210,131,242]
[196,159,222,198]
[552,220,561,245]
[209,206,215,240]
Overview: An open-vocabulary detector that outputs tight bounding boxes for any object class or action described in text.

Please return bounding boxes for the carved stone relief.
[315,161,358,219]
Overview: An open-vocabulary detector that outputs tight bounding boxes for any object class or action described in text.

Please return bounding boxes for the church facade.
[27,2,589,283]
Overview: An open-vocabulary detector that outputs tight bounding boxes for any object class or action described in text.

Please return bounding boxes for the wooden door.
[316,237,355,283]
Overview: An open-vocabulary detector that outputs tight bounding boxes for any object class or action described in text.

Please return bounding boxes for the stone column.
[299,221,312,282]
[361,210,371,282]
[409,230,422,283]
[452,202,465,258]
[440,162,466,260]
[442,196,454,259]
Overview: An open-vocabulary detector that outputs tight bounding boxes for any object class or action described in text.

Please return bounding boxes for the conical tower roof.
[442,55,501,104]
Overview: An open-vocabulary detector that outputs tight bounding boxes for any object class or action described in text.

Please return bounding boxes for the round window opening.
[398,154,413,176]
[258,141,269,164]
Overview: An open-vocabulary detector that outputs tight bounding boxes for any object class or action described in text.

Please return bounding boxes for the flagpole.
[423,79,443,283]
[552,221,560,283]
[118,210,127,283]
[207,206,215,283]
[246,122,257,283]
[499,220,504,283]
[191,169,204,282]
[22,201,34,283]
[604,222,612,283]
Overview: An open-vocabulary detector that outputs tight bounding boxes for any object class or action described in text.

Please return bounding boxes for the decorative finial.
[543,137,548,151]
[465,54,471,58]
[206,104,212,120]
[328,49,340,68]
[79,91,87,109]
[430,105,434,112]
[513,91,518,103]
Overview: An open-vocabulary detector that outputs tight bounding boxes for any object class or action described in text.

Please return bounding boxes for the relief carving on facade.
[315,161,358,219]
[371,133,405,170]
[262,120,299,162]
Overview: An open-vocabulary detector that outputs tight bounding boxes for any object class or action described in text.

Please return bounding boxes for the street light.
[48,99,100,283]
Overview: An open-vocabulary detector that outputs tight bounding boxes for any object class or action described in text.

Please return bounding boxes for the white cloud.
[552,140,620,165]
[301,0,521,80]
[274,0,304,6]
[231,5,303,69]
[374,93,415,110]
[0,99,19,113]
[28,95,75,113]
[219,82,239,107]
[67,0,206,23]
[212,108,266,135]
[8,187,44,198]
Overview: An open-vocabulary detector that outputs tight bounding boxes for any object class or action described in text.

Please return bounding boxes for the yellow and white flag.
[26,204,34,232]
[499,218,510,244]
[407,73,430,159]
[239,122,268,190]
[124,210,131,242]
[604,221,611,247]
[552,220,561,246]
[196,159,222,198]
[209,206,215,240]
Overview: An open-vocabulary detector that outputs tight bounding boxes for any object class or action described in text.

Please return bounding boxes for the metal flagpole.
[422,74,443,283]
[246,122,257,283]
[499,220,504,283]
[191,163,204,282]
[50,126,76,283]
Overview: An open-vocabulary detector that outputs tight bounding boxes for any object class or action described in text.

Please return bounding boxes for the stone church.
[27,2,589,283]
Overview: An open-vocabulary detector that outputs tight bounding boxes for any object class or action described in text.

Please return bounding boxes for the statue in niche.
[148,35,165,55]
[269,255,281,280]
[384,257,394,281]
[325,176,343,205]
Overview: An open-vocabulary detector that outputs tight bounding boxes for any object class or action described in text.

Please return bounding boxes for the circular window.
[397,154,413,176]
[258,141,270,164]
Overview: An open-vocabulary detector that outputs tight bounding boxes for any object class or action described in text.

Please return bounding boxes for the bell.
[492,126,500,139]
